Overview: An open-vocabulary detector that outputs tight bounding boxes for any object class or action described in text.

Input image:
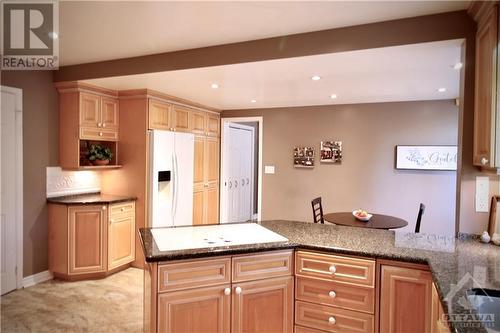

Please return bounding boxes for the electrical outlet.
[476,177,489,213]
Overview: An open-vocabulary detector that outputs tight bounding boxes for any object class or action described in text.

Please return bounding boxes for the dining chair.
[414,203,426,233]
[311,197,324,224]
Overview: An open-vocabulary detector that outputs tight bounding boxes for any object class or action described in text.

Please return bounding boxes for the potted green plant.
[87,143,113,166]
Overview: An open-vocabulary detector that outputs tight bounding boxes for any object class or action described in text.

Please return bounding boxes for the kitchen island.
[140,220,500,333]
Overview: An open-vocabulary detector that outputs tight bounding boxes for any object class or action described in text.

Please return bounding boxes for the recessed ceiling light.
[437,87,447,93]
[330,94,338,99]
[250,99,257,103]
[211,83,219,89]
[453,62,463,70]
[311,75,321,81]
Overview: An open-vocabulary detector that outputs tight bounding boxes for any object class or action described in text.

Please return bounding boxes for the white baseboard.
[23,270,53,288]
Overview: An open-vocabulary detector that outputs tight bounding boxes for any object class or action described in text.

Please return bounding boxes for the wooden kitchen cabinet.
[232,276,294,333]
[432,283,452,333]
[49,200,136,280]
[148,99,171,130]
[380,264,433,333]
[158,285,231,333]
[56,82,120,169]
[68,205,107,274]
[171,105,192,132]
[473,4,500,168]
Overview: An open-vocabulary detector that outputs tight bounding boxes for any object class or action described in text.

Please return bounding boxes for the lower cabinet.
[148,250,294,333]
[379,263,433,333]
[49,200,136,280]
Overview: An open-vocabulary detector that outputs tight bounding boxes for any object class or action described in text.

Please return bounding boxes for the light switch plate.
[475,176,489,213]
[264,165,275,174]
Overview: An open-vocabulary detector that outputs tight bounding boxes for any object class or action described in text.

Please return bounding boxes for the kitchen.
[1,1,500,333]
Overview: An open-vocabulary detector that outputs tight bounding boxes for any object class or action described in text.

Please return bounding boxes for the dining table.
[323,212,409,230]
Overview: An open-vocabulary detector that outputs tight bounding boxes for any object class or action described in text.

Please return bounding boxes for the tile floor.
[1,268,143,333]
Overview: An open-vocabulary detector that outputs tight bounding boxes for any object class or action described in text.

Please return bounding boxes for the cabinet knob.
[329,265,336,274]
[204,183,209,188]
[328,317,336,325]
[109,219,114,224]
[224,288,231,295]
[121,207,125,211]
[329,291,336,298]
[102,123,106,128]
[481,157,489,165]
[97,123,102,127]
[170,128,174,131]
[235,286,242,295]
[99,132,103,136]
[102,206,107,210]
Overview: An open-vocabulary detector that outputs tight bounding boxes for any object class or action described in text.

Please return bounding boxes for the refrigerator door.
[150,130,174,228]
[172,132,194,226]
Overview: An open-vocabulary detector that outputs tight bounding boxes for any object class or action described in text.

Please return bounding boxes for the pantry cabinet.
[473,3,500,168]
[49,200,136,280]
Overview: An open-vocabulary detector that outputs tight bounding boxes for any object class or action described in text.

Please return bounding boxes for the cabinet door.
[79,93,101,128]
[192,110,207,135]
[193,184,205,225]
[206,183,219,225]
[172,105,192,132]
[158,284,231,333]
[101,97,119,130]
[205,137,220,183]
[474,6,497,167]
[380,265,433,333]
[194,136,205,186]
[108,213,135,270]
[232,276,293,333]
[206,114,220,137]
[68,205,107,274]
[148,99,171,130]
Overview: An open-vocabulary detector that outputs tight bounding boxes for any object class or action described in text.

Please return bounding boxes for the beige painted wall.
[1,71,59,277]
[223,100,459,236]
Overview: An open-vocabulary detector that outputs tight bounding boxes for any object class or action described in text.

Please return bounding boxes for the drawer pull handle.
[224,288,231,295]
[235,286,242,295]
[329,265,336,274]
[328,316,336,325]
[329,291,336,298]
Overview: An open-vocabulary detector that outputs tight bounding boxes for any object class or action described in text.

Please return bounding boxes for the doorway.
[1,86,23,295]
[220,117,262,223]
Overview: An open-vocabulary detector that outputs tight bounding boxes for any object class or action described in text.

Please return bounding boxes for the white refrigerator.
[149,130,194,228]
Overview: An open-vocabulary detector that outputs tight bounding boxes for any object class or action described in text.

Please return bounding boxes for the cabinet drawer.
[109,201,135,218]
[295,300,374,333]
[296,277,374,314]
[232,250,293,282]
[80,127,118,141]
[296,251,375,287]
[158,257,230,292]
[295,325,327,333]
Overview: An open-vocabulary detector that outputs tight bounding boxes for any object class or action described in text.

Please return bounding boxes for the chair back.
[415,203,425,233]
[311,197,324,224]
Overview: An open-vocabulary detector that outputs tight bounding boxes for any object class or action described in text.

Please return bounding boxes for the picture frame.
[395,145,457,171]
[294,147,315,168]
[320,141,342,163]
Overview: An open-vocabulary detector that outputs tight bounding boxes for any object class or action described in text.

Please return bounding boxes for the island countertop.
[139,220,500,333]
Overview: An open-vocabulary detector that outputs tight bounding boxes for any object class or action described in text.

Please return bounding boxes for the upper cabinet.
[56,82,120,170]
[473,4,500,168]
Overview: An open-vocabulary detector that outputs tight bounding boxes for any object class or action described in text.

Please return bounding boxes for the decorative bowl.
[352,210,372,222]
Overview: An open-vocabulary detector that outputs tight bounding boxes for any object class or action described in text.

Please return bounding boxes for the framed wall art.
[320,141,342,163]
[395,145,457,171]
[294,147,315,168]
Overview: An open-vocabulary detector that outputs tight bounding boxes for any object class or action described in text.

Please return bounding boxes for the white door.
[1,87,22,294]
[221,123,254,223]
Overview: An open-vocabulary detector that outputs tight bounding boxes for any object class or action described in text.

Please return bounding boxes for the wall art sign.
[320,141,342,163]
[294,147,315,168]
[395,145,457,171]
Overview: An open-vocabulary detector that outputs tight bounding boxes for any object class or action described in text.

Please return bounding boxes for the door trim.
[1,85,23,289]
[220,117,263,222]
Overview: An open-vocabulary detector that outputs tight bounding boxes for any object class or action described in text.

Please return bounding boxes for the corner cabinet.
[473,4,500,168]
[56,82,121,170]
[48,200,136,280]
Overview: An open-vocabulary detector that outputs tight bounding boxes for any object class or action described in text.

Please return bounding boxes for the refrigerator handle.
[172,153,179,221]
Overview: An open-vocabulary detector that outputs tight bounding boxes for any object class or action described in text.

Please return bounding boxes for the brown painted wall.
[223,100,459,235]
[1,71,59,277]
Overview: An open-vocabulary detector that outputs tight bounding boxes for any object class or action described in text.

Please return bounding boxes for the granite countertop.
[139,220,500,333]
[47,192,136,205]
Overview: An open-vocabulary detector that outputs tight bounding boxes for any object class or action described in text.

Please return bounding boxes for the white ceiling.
[84,39,463,110]
[59,1,469,66]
